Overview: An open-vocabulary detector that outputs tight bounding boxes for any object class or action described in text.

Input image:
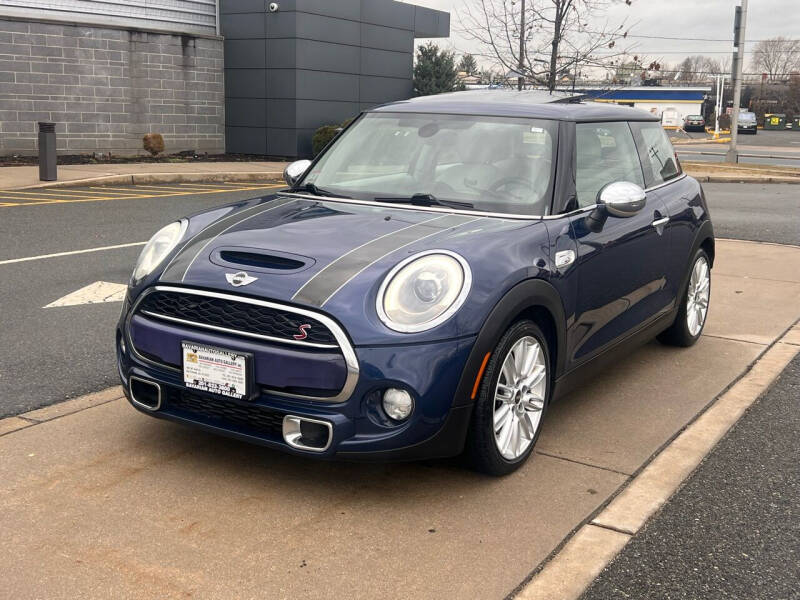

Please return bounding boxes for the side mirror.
[586,181,646,232]
[597,181,646,217]
[283,159,312,187]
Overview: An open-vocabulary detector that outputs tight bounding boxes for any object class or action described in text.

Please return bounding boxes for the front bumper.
[117,289,477,460]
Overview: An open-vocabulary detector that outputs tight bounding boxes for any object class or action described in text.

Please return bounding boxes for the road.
[0,182,283,417]
[0,181,796,418]
[582,353,800,600]
[703,183,800,245]
[672,129,800,168]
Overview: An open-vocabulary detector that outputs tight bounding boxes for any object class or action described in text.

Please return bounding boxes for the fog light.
[382,388,413,421]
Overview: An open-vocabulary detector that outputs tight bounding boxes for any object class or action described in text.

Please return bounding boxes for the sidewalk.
[3,158,799,190]
[0,161,288,190]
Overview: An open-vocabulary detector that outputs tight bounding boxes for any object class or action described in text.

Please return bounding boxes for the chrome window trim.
[542,173,687,219]
[125,286,360,404]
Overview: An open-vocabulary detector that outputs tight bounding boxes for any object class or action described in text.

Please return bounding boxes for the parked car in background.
[738,111,758,134]
[683,115,706,132]
[117,91,714,476]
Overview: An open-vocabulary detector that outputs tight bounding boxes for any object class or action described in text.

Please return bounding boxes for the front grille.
[164,388,285,438]
[137,289,337,346]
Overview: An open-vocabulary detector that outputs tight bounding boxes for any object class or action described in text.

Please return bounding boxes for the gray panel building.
[0,0,448,157]
[221,0,449,157]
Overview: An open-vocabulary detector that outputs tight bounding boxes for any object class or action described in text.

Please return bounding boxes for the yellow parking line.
[128,184,235,192]
[0,183,285,207]
[0,188,143,199]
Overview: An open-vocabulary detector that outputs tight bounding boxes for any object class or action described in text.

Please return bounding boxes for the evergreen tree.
[413,43,466,96]
[459,53,478,75]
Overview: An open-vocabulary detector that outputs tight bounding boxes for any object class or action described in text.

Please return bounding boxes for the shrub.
[312,118,355,157]
[143,133,165,157]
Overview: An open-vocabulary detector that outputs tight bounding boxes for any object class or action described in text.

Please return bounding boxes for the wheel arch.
[453,278,567,408]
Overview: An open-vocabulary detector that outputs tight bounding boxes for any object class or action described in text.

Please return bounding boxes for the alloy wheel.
[493,336,547,460]
[686,256,710,336]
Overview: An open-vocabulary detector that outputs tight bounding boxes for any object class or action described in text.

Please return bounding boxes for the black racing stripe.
[292,214,476,307]
[160,197,296,282]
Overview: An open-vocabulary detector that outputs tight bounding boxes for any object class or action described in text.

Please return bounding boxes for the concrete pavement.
[2,239,799,599]
[0,161,287,190]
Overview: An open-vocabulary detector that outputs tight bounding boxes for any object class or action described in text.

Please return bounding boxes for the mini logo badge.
[293,324,311,340]
[225,271,257,287]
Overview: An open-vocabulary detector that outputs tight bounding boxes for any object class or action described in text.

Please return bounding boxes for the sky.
[402,0,800,72]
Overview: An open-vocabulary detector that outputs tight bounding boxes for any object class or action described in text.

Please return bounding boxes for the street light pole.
[726,0,748,163]
[518,0,526,91]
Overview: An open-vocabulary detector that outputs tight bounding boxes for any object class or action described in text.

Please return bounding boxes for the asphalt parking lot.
[671,129,800,168]
[1,181,799,598]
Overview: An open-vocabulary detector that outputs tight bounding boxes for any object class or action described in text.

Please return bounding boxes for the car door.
[629,120,691,303]
[564,121,672,366]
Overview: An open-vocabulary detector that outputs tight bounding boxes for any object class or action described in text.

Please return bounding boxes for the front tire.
[658,249,711,347]
[465,320,551,476]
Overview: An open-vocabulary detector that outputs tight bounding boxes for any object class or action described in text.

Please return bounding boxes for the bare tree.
[751,37,800,81]
[676,55,722,82]
[458,0,633,91]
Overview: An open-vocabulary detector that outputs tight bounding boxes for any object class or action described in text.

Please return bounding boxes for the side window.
[575,122,644,208]
[633,122,682,187]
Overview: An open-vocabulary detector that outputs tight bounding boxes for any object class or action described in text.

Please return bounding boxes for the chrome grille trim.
[139,310,339,349]
[125,285,360,404]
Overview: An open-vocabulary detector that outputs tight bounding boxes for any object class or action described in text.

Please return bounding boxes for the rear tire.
[658,249,711,347]
[465,320,551,476]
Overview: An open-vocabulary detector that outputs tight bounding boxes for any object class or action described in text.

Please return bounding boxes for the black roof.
[370,89,660,122]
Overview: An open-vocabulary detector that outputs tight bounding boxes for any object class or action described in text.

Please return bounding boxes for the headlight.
[131,220,186,284]
[376,250,471,333]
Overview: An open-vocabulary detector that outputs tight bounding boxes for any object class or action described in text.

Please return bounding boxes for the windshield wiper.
[373,193,474,209]
[293,182,348,198]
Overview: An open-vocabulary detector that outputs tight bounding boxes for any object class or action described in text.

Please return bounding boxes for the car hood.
[155,193,544,344]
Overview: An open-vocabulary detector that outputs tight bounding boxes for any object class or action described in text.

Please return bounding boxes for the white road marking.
[0,242,145,266]
[44,281,128,308]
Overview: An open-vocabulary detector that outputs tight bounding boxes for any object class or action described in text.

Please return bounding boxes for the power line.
[583,31,800,43]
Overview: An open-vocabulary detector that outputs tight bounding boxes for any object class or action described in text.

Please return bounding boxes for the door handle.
[652,216,669,227]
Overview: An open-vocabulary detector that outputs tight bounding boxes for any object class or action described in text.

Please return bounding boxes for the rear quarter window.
[631,122,682,187]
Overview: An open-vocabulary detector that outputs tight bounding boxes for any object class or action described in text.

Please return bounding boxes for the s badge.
[293,324,311,340]
[225,271,258,287]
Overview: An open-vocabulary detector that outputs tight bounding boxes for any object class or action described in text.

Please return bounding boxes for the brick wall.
[0,18,224,156]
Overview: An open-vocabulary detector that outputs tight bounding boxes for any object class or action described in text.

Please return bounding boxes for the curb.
[0,386,123,437]
[687,174,800,184]
[18,171,284,190]
[515,321,800,600]
[672,137,731,145]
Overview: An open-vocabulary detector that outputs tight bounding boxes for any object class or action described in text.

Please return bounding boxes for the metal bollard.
[38,121,57,181]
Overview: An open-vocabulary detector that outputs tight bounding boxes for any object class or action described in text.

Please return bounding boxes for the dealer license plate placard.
[182,342,250,400]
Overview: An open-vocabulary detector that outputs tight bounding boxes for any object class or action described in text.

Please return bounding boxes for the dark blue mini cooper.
[118,91,713,475]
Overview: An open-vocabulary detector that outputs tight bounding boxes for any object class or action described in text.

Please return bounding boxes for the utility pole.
[726,0,747,163]
[518,0,526,91]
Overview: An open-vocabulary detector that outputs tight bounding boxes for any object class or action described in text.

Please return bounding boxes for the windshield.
[739,112,756,122]
[687,115,703,119]
[299,112,557,216]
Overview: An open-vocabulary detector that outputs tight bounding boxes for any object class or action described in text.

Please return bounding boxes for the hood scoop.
[210,247,315,275]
